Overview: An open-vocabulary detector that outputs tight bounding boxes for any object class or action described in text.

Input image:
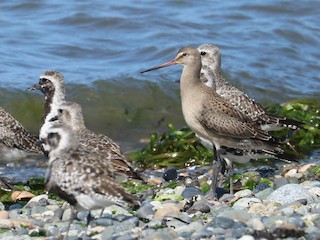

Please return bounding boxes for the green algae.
[130,98,320,169]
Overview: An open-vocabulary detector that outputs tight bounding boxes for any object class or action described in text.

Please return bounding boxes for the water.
[0,0,319,181]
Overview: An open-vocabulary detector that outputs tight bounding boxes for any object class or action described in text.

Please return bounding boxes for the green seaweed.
[130,98,320,169]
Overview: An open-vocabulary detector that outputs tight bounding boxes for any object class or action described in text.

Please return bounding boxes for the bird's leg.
[63,206,75,240]
[226,160,234,195]
[206,145,222,200]
[84,211,94,238]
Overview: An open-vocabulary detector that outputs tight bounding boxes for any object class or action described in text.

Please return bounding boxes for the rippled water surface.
[0,0,319,180]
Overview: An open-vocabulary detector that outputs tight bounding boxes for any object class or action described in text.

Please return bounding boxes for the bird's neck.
[180,62,202,91]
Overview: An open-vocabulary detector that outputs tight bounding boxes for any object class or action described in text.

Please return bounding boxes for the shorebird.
[55,101,144,181]
[0,107,42,154]
[27,70,66,155]
[198,44,302,131]
[197,44,302,191]
[141,46,296,198]
[45,124,139,239]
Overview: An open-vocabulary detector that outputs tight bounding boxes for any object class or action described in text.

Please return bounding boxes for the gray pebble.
[8,203,22,210]
[181,186,204,200]
[267,184,314,205]
[206,216,235,229]
[136,202,155,220]
[254,187,274,200]
[186,200,210,214]
[95,217,114,226]
[0,202,5,211]
[61,208,73,221]
[31,206,48,215]
[191,229,214,239]
[165,217,187,229]
[113,216,139,232]
[163,168,178,182]
[274,177,288,189]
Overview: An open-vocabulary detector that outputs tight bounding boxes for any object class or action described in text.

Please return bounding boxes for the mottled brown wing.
[0,107,42,153]
[198,103,271,141]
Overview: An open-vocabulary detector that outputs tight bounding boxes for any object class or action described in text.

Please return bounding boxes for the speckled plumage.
[57,101,143,181]
[198,44,302,131]
[28,70,66,153]
[45,125,139,211]
[0,107,42,154]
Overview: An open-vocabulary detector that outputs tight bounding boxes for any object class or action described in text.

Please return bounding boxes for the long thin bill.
[140,59,176,73]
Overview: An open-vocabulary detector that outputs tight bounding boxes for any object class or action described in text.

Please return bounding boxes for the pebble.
[181,186,204,200]
[0,202,5,211]
[267,184,314,205]
[0,210,9,219]
[1,163,320,239]
[0,219,13,229]
[163,168,178,181]
[232,197,262,210]
[234,189,252,198]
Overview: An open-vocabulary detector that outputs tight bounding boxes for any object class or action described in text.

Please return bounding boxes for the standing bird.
[198,44,302,131]
[141,46,296,198]
[196,44,301,191]
[45,124,139,239]
[27,70,66,154]
[0,107,42,154]
[56,101,144,181]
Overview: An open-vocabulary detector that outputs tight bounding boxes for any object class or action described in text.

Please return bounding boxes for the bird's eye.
[58,109,63,114]
[182,53,187,56]
[200,51,207,56]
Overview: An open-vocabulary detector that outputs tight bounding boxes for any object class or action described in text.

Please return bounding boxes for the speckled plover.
[0,107,42,154]
[28,70,66,155]
[56,101,144,181]
[45,124,139,239]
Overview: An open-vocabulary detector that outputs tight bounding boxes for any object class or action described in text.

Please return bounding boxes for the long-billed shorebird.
[56,101,144,181]
[198,44,302,131]
[45,124,139,239]
[27,70,66,155]
[0,107,43,154]
[141,46,296,198]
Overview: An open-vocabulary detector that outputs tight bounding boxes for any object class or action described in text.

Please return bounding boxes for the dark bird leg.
[206,145,222,200]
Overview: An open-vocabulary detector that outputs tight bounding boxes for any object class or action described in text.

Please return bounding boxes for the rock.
[218,209,253,223]
[95,217,114,226]
[206,216,235,229]
[0,211,9,219]
[248,203,268,215]
[253,182,270,193]
[238,235,255,240]
[61,208,73,221]
[299,163,316,172]
[11,191,35,201]
[308,187,320,199]
[181,186,204,200]
[250,218,265,231]
[163,168,178,182]
[31,206,48,216]
[147,177,165,185]
[113,217,139,232]
[234,189,252,198]
[165,217,187,229]
[284,169,298,178]
[25,194,49,207]
[136,203,155,220]
[191,229,214,239]
[154,203,182,219]
[254,187,274,200]
[8,203,22,210]
[176,221,204,235]
[0,219,13,229]
[274,177,288,189]
[232,197,262,210]
[186,200,210,214]
[0,202,5,211]
[267,184,314,205]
